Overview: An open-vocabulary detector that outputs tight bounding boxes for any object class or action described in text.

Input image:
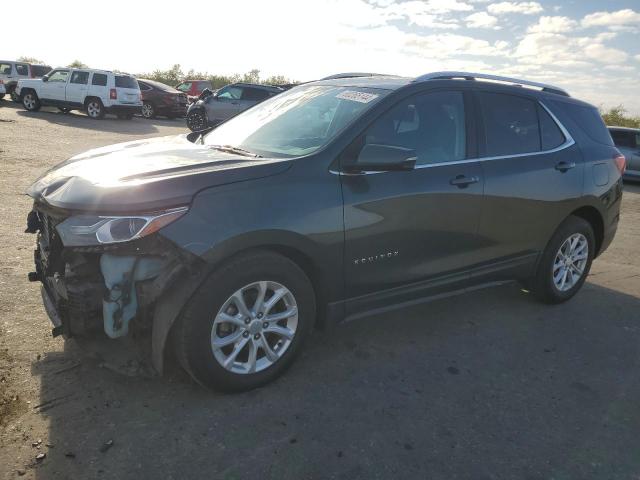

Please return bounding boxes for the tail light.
[614,151,626,174]
[110,88,117,100]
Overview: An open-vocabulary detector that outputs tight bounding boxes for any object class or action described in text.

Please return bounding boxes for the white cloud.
[465,11,499,28]
[583,43,628,64]
[582,9,640,28]
[404,33,508,57]
[636,54,640,62]
[487,1,543,15]
[527,16,577,33]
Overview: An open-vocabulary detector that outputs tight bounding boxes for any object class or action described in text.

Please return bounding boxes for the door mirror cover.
[42,75,49,82]
[346,144,417,172]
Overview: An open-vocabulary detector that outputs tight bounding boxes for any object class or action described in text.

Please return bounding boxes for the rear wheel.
[141,101,155,119]
[175,250,316,392]
[530,216,595,304]
[85,98,105,119]
[186,109,207,132]
[10,89,20,103]
[22,91,41,111]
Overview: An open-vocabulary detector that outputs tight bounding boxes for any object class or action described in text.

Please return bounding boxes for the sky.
[5,0,640,113]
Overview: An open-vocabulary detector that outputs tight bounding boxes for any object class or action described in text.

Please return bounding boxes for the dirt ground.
[1,99,640,480]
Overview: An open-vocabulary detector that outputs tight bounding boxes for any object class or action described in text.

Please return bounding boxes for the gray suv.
[186,82,284,131]
[608,127,640,181]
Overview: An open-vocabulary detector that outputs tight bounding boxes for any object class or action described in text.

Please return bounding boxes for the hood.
[28,135,292,213]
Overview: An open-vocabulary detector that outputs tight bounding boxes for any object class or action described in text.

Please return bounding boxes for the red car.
[138,79,188,119]
[175,79,213,101]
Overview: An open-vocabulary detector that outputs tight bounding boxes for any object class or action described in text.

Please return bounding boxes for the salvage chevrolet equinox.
[25,72,624,391]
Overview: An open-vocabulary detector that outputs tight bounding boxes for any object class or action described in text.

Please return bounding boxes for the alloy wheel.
[188,111,206,131]
[552,233,588,291]
[142,103,154,118]
[87,101,101,118]
[23,94,36,110]
[211,281,298,374]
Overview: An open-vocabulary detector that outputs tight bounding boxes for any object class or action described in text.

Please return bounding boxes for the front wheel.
[186,109,207,132]
[529,216,595,304]
[175,250,316,392]
[22,91,41,111]
[85,98,105,119]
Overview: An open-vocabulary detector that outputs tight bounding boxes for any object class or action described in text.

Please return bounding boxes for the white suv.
[16,68,142,119]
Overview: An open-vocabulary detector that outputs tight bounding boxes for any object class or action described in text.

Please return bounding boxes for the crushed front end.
[25,202,198,346]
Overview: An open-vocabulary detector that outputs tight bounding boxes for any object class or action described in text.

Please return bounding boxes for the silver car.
[186,82,284,131]
[609,127,640,181]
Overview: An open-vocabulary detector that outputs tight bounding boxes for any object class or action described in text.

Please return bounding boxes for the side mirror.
[199,88,214,100]
[345,144,416,173]
[42,75,49,82]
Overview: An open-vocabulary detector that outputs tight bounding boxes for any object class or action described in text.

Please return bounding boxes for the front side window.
[91,73,107,86]
[0,63,11,74]
[176,82,191,92]
[361,91,466,165]
[47,70,70,83]
[204,85,389,158]
[70,71,89,85]
[479,92,540,156]
[217,86,243,100]
[15,63,29,75]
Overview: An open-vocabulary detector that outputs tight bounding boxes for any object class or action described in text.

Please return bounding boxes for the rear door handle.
[555,161,576,172]
[449,174,480,188]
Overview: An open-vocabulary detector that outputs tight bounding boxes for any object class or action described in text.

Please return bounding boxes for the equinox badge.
[353,251,399,265]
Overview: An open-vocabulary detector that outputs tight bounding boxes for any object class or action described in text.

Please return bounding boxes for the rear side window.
[610,130,637,148]
[539,105,565,150]
[0,63,12,74]
[138,82,152,91]
[562,103,613,146]
[15,63,29,75]
[478,92,540,156]
[92,73,107,86]
[70,71,89,85]
[115,75,138,89]
[242,88,270,101]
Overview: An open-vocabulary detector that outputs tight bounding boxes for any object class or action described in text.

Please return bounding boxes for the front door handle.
[449,174,480,188]
[555,161,576,172]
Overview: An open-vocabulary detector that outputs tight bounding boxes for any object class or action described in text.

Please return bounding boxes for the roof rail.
[413,71,570,97]
[320,72,391,80]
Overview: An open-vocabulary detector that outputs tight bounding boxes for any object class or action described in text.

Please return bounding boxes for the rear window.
[15,63,29,75]
[92,73,107,86]
[30,65,51,77]
[115,75,138,89]
[562,103,613,146]
[610,130,637,149]
[478,92,540,156]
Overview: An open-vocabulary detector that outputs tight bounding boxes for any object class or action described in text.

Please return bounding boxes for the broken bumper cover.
[28,205,196,341]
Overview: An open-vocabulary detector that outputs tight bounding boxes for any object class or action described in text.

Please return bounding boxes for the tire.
[22,91,41,111]
[58,107,71,114]
[175,250,316,392]
[186,109,207,132]
[141,101,155,119]
[10,89,20,103]
[85,98,105,119]
[529,215,595,304]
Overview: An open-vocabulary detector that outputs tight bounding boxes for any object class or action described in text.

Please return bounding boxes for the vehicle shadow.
[27,280,640,479]
[13,105,186,136]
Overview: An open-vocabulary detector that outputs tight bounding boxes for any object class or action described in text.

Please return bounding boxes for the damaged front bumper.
[26,204,199,342]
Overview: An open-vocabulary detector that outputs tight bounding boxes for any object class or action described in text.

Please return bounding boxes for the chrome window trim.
[331,100,574,175]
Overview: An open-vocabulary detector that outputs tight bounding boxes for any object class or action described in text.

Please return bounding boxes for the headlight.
[55,207,188,246]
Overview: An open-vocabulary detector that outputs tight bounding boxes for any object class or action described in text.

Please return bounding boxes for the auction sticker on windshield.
[336,91,379,103]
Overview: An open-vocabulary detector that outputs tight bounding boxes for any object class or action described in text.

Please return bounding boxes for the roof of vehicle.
[138,78,180,91]
[181,79,212,83]
[607,126,640,132]
[310,71,572,97]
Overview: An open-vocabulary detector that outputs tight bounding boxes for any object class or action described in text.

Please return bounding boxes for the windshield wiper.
[209,144,262,158]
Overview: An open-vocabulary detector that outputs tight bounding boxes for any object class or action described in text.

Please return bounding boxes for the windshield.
[203,85,389,158]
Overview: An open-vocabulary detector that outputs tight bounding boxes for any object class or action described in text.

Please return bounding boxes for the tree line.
[14,57,640,127]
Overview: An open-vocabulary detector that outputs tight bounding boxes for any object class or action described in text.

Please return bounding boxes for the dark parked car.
[186,82,284,131]
[138,79,188,119]
[25,71,624,392]
[608,126,639,181]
